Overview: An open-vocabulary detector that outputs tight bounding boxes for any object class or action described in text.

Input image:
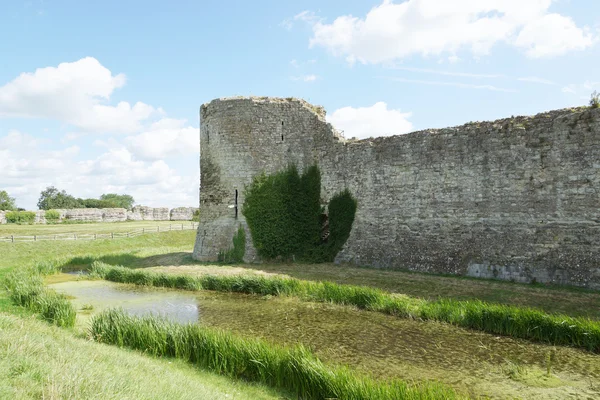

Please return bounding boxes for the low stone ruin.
[0,206,199,224]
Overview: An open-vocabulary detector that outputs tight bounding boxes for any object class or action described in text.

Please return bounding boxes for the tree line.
[0,187,135,211]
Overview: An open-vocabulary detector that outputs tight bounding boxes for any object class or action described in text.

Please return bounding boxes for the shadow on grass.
[61,252,199,271]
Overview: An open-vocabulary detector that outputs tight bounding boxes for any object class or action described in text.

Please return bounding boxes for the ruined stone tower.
[193,96,600,289]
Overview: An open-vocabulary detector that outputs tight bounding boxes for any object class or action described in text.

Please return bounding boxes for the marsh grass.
[90,309,460,400]
[4,268,75,327]
[90,262,600,352]
[0,313,283,400]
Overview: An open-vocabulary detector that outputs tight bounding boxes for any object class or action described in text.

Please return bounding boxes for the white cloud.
[518,76,556,85]
[302,0,595,64]
[291,74,318,82]
[386,77,517,92]
[0,130,198,209]
[390,66,504,79]
[514,14,595,58]
[562,81,600,97]
[125,118,199,160]
[447,55,460,64]
[0,129,42,148]
[328,102,413,139]
[0,58,199,209]
[280,10,320,31]
[0,57,160,133]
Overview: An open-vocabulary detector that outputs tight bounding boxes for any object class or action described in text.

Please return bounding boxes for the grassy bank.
[0,313,283,400]
[0,230,195,315]
[0,220,197,236]
[91,309,460,400]
[0,231,303,399]
[90,262,600,353]
[140,256,600,319]
[4,270,75,327]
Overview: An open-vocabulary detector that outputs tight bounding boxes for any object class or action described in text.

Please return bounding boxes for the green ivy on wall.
[242,164,357,262]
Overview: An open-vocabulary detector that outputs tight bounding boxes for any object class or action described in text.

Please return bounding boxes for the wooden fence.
[0,222,199,243]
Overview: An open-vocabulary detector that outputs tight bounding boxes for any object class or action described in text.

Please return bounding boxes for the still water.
[49,277,600,400]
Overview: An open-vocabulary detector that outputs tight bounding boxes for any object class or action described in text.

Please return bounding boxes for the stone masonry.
[193,96,600,289]
[0,206,198,224]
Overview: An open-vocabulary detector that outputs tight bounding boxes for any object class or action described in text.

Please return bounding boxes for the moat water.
[49,277,600,400]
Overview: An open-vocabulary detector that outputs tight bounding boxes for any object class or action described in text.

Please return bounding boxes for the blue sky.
[1,0,599,209]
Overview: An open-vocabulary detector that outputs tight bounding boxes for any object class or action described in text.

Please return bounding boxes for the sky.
[1,0,598,210]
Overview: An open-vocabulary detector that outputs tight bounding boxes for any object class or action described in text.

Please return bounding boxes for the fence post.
[111,232,114,239]
[143,228,145,234]
[74,234,77,240]
[54,235,56,240]
[11,235,14,243]
[94,233,97,240]
[34,235,36,242]
[169,224,172,231]
[157,226,160,233]
[127,232,129,238]
[181,223,183,230]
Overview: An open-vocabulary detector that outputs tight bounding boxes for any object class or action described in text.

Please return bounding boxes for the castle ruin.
[193,96,600,289]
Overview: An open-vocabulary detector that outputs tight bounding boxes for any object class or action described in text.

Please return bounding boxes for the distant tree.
[100,193,135,210]
[80,198,119,209]
[0,190,16,211]
[37,186,82,210]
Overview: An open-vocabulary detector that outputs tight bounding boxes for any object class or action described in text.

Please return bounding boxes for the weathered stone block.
[170,207,198,220]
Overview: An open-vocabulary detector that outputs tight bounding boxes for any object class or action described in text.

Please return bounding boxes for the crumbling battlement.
[193,96,600,289]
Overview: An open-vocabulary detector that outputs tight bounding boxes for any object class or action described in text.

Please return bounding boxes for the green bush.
[45,209,61,224]
[242,165,356,262]
[92,263,600,353]
[192,209,200,222]
[3,270,76,327]
[218,227,246,263]
[91,309,458,400]
[242,165,319,260]
[5,211,36,225]
[79,198,119,208]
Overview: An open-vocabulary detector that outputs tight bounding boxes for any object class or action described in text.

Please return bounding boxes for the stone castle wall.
[193,96,600,289]
[0,206,199,224]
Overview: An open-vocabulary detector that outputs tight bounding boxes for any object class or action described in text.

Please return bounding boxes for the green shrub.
[45,209,61,224]
[90,309,459,400]
[5,211,36,224]
[80,198,119,208]
[217,227,246,263]
[242,165,319,260]
[192,209,200,222]
[3,270,76,327]
[242,165,356,262]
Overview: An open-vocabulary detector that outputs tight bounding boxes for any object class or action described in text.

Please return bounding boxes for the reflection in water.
[50,279,600,400]
[51,280,199,324]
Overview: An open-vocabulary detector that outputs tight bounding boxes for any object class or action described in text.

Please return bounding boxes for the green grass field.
[0,228,289,399]
[0,220,197,236]
[2,223,599,399]
[0,313,282,400]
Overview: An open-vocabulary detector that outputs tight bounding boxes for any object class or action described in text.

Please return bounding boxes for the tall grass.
[91,309,459,400]
[90,262,600,353]
[3,269,76,327]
